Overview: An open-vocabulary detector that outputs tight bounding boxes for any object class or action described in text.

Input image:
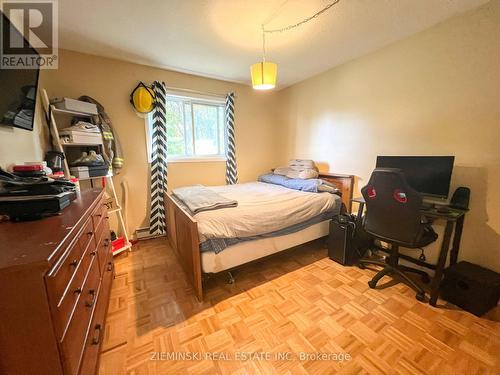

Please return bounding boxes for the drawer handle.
[85,289,96,308]
[69,259,78,268]
[74,287,82,295]
[107,262,113,272]
[90,250,97,256]
[104,239,110,247]
[87,231,93,236]
[96,214,102,218]
[91,324,102,345]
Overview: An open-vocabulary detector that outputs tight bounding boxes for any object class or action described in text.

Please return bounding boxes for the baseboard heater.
[135,227,166,240]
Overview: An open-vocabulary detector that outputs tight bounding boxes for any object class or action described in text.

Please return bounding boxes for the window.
[146,93,226,162]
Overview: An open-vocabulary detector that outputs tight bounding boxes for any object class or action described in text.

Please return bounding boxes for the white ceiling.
[58,0,489,89]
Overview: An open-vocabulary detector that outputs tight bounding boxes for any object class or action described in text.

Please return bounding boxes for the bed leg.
[227,271,235,284]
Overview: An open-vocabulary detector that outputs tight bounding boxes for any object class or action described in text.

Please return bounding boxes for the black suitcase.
[440,261,500,316]
[328,215,357,265]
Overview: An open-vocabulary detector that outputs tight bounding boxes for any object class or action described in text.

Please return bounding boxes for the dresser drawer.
[93,212,109,251]
[96,221,111,276]
[52,246,97,340]
[79,254,114,375]
[60,255,101,375]
[78,218,94,256]
[91,202,107,231]
[46,217,96,305]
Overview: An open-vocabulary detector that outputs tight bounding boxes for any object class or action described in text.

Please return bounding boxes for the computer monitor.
[375,156,455,200]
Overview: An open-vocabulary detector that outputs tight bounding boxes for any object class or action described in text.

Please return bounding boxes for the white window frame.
[145,91,227,163]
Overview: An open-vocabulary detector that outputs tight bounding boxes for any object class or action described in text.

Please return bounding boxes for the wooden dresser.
[0,189,114,375]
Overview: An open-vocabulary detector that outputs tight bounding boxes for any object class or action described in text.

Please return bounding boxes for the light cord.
[263,0,341,34]
[261,24,266,61]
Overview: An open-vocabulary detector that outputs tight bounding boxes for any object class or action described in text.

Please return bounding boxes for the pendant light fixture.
[250,0,341,90]
[250,25,277,90]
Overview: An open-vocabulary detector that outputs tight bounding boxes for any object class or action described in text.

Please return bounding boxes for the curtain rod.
[165,86,236,99]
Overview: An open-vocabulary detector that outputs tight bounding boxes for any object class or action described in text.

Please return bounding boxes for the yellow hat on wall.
[130,82,155,113]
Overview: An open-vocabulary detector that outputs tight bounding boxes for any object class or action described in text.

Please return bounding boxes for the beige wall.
[36,50,281,233]
[278,1,500,271]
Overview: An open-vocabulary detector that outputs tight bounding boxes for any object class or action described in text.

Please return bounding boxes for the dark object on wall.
[450,187,470,210]
[0,12,40,131]
[441,261,500,316]
[328,215,358,265]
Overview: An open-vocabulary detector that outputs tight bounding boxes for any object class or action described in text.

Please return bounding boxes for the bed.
[164,172,354,301]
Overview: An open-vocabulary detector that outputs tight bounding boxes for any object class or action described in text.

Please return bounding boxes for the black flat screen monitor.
[376,156,455,199]
[0,12,40,131]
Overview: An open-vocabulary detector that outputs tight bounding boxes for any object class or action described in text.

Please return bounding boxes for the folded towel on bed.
[172,185,237,213]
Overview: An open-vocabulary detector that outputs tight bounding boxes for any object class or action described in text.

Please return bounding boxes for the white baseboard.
[135,227,160,240]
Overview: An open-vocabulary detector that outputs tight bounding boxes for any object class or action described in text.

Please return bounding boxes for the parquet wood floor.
[98,238,499,375]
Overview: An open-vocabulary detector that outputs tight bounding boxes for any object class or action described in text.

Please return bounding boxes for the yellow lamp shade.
[131,84,155,113]
[250,61,277,90]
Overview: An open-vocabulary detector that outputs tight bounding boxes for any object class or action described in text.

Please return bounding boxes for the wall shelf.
[50,107,94,117]
[61,142,103,147]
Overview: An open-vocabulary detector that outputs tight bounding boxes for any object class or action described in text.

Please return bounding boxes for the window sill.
[166,156,227,164]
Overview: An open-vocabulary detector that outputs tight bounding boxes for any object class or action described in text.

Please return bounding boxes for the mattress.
[200,209,335,253]
[193,181,341,246]
[201,220,330,273]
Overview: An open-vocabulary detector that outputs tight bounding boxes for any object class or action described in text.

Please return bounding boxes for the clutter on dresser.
[45,150,65,174]
[440,261,500,316]
[12,164,46,178]
[0,168,76,220]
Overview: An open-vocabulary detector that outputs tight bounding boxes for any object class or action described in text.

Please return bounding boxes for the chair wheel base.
[358,263,366,270]
[368,280,377,289]
[416,292,426,302]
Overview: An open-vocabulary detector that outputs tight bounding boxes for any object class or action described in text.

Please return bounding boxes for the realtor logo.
[1,0,58,69]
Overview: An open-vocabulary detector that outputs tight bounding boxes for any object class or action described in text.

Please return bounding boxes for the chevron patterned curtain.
[225,93,238,184]
[149,81,168,235]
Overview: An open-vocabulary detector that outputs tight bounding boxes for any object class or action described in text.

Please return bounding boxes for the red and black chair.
[359,168,438,301]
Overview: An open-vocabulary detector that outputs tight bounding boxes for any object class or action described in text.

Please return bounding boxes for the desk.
[352,196,467,306]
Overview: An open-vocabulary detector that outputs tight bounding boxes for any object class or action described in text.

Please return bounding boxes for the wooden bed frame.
[164,173,354,301]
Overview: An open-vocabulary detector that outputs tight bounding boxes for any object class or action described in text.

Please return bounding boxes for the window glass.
[193,103,218,155]
[147,94,226,161]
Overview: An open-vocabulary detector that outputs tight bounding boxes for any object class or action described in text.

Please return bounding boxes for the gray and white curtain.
[225,93,238,184]
[149,81,168,235]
